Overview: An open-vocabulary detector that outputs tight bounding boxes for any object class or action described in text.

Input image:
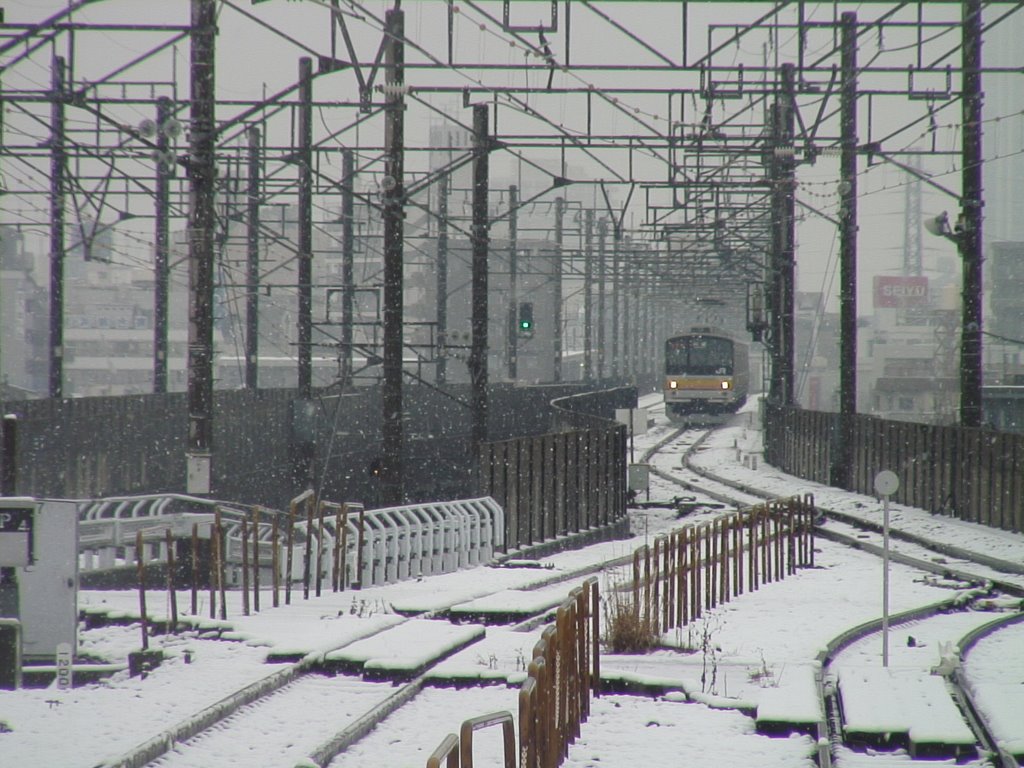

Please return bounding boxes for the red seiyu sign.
[873,276,929,308]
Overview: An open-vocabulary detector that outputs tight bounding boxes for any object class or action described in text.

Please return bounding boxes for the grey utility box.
[0,498,78,662]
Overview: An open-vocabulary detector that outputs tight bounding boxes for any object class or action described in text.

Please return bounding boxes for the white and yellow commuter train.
[663,327,750,423]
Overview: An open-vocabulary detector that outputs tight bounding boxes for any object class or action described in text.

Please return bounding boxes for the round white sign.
[874,470,900,496]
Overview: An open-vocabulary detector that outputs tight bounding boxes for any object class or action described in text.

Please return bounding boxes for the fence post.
[164,528,178,630]
[252,508,261,612]
[208,518,218,620]
[272,513,280,607]
[303,494,314,600]
[719,517,729,602]
[590,578,600,699]
[241,517,250,617]
[519,678,537,768]
[191,523,199,615]
[216,508,227,621]
[136,530,149,651]
[316,499,326,597]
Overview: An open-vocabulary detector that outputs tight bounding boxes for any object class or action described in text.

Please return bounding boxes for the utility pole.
[583,208,594,382]
[244,125,260,390]
[618,257,626,376]
[960,0,984,429]
[154,96,172,394]
[381,8,405,506]
[470,103,490,453]
[507,184,518,380]
[186,0,217,495]
[611,225,621,378]
[297,56,313,401]
[340,148,355,389]
[596,217,607,380]
[435,172,449,386]
[49,55,66,400]
[552,197,564,382]
[833,12,858,488]
[295,56,315,491]
[770,63,796,405]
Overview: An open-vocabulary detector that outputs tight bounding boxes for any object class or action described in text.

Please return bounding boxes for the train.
[663,327,750,423]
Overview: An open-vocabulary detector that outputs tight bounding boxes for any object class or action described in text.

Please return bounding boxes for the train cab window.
[666,336,734,376]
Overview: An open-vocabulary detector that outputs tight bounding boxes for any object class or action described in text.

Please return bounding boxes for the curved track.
[639,403,1023,768]
[95,402,1022,768]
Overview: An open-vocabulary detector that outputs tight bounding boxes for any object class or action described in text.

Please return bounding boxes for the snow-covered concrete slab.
[323,619,485,680]
[755,663,824,733]
[839,666,974,756]
[447,582,578,623]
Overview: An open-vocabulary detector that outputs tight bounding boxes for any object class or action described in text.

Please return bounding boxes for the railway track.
[83,401,1022,768]
[639,404,1024,768]
[95,544,622,767]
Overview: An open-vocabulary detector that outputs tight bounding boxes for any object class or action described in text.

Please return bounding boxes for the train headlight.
[669,380,678,389]
[721,381,730,390]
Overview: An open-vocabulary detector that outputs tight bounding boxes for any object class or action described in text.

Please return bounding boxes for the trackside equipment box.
[0,499,78,661]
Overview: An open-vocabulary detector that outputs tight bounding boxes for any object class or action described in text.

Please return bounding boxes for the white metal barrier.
[302,497,505,590]
[76,494,506,594]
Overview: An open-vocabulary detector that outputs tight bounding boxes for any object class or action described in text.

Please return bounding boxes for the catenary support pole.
[833,12,858,489]
[960,0,984,428]
[49,56,66,399]
[508,184,519,380]
[552,197,564,382]
[435,172,449,386]
[470,103,490,453]
[611,225,621,378]
[154,96,172,394]
[186,0,217,494]
[381,8,406,505]
[596,218,607,380]
[583,209,594,382]
[244,126,260,390]
[340,148,355,389]
[296,56,315,490]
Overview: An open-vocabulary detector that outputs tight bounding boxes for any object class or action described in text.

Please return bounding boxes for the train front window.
[665,337,733,376]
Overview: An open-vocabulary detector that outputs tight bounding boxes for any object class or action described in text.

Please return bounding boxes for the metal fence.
[764,404,1024,533]
[478,388,632,552]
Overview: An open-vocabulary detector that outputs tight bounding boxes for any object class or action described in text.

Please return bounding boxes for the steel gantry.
[2,1,1021,500]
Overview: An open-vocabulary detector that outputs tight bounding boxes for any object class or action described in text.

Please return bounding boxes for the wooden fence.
[764,404,1024,533]
[427,578,600,768]
[631,496,817,635]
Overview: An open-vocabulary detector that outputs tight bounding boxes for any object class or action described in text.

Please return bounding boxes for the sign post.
[873,470,899,668]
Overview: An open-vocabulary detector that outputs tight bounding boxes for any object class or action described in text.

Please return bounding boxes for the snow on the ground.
[0,394,1022,768]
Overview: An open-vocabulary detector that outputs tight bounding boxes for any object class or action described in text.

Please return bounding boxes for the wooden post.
[720,517,729,602]
[590,578,600,698]
[215,507,227,620]
[241,517,250,617]
[332,503,342,591]
[303,495,315,600]
[339,503,351,591]
[316,500,326,597]
[191,523,199,615]
[355,504,366,589]
[286,497,296,604]
[165,528,178,630]
[252,508,260,612]
[677,528,687,626]
[208,521,217,620]
[136,530,149,651]
[272,513,280,608]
